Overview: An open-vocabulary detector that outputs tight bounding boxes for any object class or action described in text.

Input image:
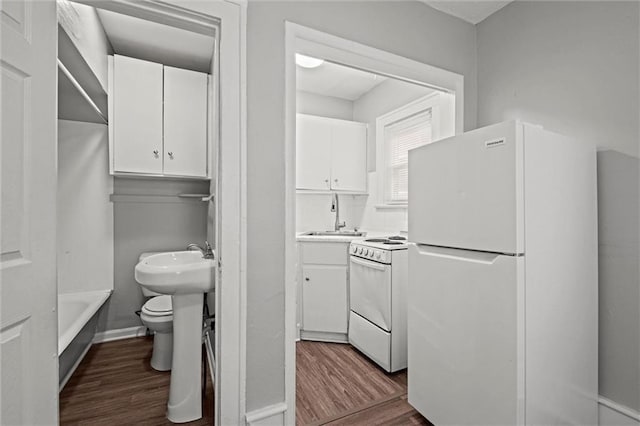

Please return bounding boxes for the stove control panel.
[350,243,390,264]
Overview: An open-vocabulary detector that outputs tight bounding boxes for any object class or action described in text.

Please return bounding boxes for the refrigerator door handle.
[413,244,503,265]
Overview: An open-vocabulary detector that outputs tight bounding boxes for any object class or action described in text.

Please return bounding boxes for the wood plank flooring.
[60,337,430,425]
[59,337,213,425]
[296,341,431,426]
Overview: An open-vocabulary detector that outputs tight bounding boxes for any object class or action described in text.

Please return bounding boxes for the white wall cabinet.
[299,241,350,342]
[296,114,367,192]
[110,54,209,178]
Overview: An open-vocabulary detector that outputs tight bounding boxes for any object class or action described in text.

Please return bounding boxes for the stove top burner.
[364,237,407,246]
[388,236,406,241]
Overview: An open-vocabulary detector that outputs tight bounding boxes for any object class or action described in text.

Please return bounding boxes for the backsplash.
[296,174,408,233]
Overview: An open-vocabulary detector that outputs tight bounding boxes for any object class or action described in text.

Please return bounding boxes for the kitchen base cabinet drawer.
[348,311,391,372]
[301,242,348,265]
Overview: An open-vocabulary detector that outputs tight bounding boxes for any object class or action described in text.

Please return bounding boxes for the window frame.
[375,92,443,208]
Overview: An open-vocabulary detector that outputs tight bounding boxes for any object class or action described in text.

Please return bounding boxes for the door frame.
[69,1,247,425]
[284,22,464,425]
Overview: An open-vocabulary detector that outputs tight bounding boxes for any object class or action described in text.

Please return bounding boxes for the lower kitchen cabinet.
[302,265,348,334]
[298,241,350,343]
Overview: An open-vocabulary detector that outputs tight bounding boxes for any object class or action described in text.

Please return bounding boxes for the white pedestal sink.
[135,251,215,423]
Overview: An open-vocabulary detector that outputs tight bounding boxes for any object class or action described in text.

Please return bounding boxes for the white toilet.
[138,253,174,371]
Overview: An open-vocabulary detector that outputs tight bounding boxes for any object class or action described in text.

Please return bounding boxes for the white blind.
[384,108,432,203]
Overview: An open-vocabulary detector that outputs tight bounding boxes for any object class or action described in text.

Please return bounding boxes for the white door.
[330,121,367,192]
[296,114,331,190]
[113,55,163,174]
[407,244,524,426]
[163,65,208,177]
[1,0,59,424]
[349,256,392,331]
[408,121,524,254]
[301,265,347,333]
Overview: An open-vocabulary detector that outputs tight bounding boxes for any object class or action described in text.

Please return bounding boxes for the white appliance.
[407,121,598,425]
[349,237,408,373]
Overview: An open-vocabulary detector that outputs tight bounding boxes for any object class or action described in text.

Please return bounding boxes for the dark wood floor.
[59,337,213,425]
[60,337,430,425]
[296,341,430,426]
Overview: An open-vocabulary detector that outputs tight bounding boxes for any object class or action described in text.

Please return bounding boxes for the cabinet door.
[331,121,367,192]
[302,265,348,334]
[113,55,163,174]
[163,66,208,177]
[296,114,331,190]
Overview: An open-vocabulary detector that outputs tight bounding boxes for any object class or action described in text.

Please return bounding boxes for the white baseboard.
[300,330,348,343]
[245,402,287,426]
[93,326,147,344]
[599,396,640,426]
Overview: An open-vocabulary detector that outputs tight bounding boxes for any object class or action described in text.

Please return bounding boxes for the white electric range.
[348,236,408,372]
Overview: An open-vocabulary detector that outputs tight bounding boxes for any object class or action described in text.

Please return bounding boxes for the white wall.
[477,0,640,414]
[247,0,477,412]
[353,78,434,171]
[349,78,435,233]
[296,91,353,120]
[477,1,638,158]
[296,193,363,233]
[57,120,113,295]
[99,178,208,332]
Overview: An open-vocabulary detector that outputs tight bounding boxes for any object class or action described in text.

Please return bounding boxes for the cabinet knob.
[168,152,174,159]
[153,150,159,157]
[334,179,338,182]
[305,277,310,281]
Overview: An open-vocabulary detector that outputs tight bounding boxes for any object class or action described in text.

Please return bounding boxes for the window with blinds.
[383,108,433,203]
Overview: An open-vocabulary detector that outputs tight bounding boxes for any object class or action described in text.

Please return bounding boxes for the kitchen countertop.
[296,230,399,243]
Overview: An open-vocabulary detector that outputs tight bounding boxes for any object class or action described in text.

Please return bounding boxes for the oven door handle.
[350,256,388,271]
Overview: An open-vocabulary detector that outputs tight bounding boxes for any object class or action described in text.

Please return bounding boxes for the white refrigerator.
[407,121,598,425]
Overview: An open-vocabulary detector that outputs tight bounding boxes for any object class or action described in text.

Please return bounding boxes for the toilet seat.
[142,295,172,317]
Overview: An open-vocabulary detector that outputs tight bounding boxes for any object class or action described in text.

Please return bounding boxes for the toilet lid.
[143,295,172,314]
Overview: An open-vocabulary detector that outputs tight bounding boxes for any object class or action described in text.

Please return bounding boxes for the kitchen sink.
[302,231,367,237]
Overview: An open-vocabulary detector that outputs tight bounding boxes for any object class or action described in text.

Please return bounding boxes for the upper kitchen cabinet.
[296,114,367,193]
[111,55,163,175]
[109,54,210,179]
[163,66,208,177]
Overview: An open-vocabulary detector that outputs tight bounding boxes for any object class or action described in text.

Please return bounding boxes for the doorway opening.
[54,1,245,425]
[284,23,463,425]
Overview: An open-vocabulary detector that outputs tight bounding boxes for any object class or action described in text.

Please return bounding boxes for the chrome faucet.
[331,193,346,232]
[186,241,215,259]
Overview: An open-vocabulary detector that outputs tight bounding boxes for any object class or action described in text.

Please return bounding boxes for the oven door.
[349,255,392,331]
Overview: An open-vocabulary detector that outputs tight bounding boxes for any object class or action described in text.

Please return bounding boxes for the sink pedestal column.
[167,293,203,423]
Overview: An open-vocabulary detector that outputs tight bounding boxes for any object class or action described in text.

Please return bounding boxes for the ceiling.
[419,1,513,24]
[297,60,388,101]
[96,9,214,73]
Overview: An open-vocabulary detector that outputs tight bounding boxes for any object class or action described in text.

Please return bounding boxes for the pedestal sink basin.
[135,251,214,294]
[135,250,215,423]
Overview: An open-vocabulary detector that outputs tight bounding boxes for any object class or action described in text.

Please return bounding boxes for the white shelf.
[58,25,108,124]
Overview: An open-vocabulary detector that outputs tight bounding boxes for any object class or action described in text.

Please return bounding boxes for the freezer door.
[407,244,525,426]
[408,121,524,254]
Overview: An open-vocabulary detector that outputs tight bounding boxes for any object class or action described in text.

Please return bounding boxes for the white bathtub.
[58,290,111,390]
